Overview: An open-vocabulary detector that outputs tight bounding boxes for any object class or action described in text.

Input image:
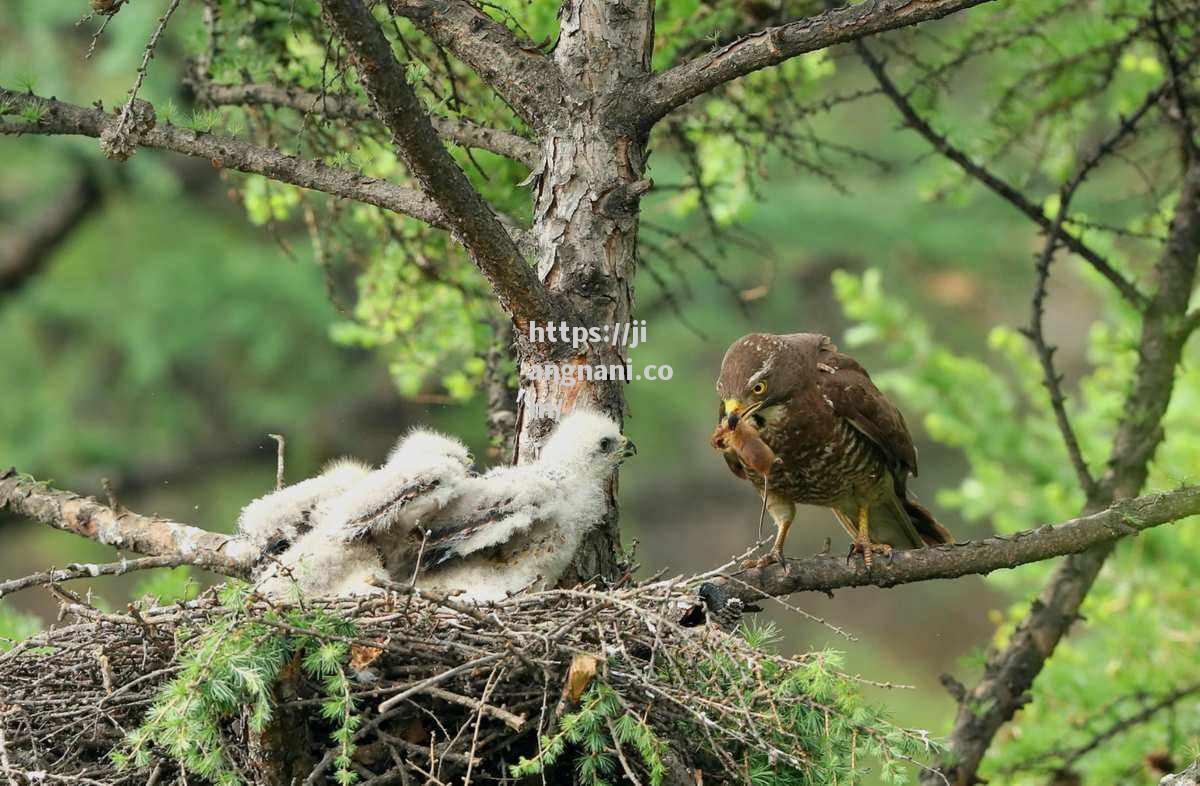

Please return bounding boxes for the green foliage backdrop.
[2,0,1199,783]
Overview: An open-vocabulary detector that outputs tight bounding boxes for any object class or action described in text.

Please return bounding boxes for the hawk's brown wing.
[815,344,919,478]
[817,349,952,545]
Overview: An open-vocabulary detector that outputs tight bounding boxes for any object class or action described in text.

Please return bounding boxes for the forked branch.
[855,43,1147,307]
[319,0,565,328]
[4,467,1197,602]
[388,0,567,129]
[0,88,447,230]
[195,81,540,167]
[925,160,1200,786]
[631,0,999,130]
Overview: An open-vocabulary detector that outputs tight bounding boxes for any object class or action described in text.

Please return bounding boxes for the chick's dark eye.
[599,437,614,452]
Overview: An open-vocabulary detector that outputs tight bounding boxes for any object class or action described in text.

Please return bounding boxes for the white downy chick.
[406,410,636,602]
[236,457,369,557]
[254,428,474,599]
[312,428,474,543]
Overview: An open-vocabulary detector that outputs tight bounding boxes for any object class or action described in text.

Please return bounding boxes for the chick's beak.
[621,437,638,458]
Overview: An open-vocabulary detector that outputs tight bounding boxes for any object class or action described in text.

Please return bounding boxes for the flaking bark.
[0,469,255,578]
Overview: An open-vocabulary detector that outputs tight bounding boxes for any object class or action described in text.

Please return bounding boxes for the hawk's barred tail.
[903,496,954,546]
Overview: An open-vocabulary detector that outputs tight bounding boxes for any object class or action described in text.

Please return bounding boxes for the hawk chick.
[716,332,952,567]
[404,410,635,602]
[315,428,474,542]
[236,457,370,559]
[253,429,472,599]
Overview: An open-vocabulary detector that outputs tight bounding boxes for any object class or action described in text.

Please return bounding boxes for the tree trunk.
[514,0,654,585]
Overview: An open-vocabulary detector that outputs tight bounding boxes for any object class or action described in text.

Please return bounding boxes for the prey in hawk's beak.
[621,437,638,459]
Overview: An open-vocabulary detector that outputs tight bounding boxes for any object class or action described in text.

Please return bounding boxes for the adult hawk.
[714,332,951,566]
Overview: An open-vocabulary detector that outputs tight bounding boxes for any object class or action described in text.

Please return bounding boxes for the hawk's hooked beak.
[621,437,638,458]
[724,396,781,429]
[723,399,743,428]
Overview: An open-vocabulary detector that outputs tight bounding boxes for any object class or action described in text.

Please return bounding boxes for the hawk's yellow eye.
[752,382,767,396]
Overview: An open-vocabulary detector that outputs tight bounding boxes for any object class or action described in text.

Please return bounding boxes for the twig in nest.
[0,716,15,786]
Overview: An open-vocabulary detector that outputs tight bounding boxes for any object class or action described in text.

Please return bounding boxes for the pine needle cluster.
[111,582,362,785]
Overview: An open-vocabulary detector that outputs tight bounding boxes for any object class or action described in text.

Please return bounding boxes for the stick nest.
[0,580,934,785]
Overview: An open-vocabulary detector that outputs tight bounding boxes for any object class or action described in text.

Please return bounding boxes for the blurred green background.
[2,1,1197,783]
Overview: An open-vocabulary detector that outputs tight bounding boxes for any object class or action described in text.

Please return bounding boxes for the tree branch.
[0,87,449,230]
[856,42,1148,307]
[0,469,254,579]
[1008,76,1172,500]
[718,485,1200,600]
[0,555,189,599]
[319,0,565,328]
[1053,682,1200,773]
[629,0,999,130]
[925,158,1200,786]
[1022,228,1099,498]
[388,0,567,129]
[195,81,540,167]
[7,462,1199,634]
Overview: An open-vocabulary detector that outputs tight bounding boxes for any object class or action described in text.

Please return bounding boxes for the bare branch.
[926,158,1200,786]
[855,44,1148,307]
[1012,681,1200,776]
[319,0,565,328]
[0,469,254,578]
[1021,229,1099,498]
[1150,0,1198,163]
[195,81,540,167]
[718,484,1200,601]
[0,88,448,230]
[0,555,188,599]
[0,168,101,297]
[388,0,566,129]
[629,0,999,130]
[1012,70,1177,501]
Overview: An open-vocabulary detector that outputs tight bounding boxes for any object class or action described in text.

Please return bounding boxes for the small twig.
[1020,228,1098,499]
[410,529,430,587]
[111,0,183,141]
[267,433,286,491]
[607,714,646,786]
[100,477,120,513]
[424,686,526,731]
[378,653,508,714]
[462,665,501,785]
